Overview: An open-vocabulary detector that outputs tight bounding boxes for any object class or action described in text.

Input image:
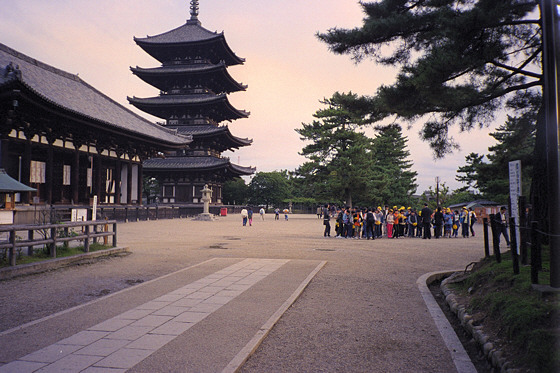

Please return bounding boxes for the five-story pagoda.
[128,0,254,204]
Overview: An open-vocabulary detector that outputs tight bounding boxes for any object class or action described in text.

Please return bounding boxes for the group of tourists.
[321,203,479,240]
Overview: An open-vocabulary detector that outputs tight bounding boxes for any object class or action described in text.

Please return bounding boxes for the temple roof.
[0,43,191,148]
[127,93,249,122]
[130,63,246,93]
[134,22,244,66]
[143,155,255,176]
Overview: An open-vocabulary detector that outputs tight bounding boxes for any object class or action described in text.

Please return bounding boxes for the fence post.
[518,196,528,265]
[530,221,540,284]
[84,224,90,252]
[489,214,501,263]
[112,222,117,247]
[92,223,97,244]
[104,218,108,246]
[509,217,520,275]
[156,205,159,220]
[63,227,69,249]
[125,207,128,222]
[483,217,490,257]
[50,227,57,258]
[9,230,16,266]
[27,229,34,256]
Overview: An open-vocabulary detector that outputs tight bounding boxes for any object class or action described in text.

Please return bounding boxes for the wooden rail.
[0,220,117,266]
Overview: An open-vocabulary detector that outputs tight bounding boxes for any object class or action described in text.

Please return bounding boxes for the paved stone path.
[1,259,296,372]
[0,214,491,372]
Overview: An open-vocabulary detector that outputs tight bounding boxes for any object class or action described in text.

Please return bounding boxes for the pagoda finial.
[189,0,199,21]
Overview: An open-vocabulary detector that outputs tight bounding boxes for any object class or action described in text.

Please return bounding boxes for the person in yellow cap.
[460,207,469,237]
[416,209,423,237]
[386,209,394,238]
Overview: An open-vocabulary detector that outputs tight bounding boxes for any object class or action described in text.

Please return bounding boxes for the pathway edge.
[222,260,328,373]
[416,270,477,373]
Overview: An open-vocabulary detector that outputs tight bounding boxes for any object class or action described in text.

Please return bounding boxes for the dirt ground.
[0,214,489,372]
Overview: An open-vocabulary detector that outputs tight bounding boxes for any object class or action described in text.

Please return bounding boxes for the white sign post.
[92,195,97,221]
[508,160,522,253]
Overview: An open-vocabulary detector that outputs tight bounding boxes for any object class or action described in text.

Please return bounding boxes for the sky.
[0,0,501,194]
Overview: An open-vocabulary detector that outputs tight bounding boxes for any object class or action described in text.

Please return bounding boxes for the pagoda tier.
[130,63,247,94]
[127,93,249,123]
[144,156,254,176]
[172,125,252,152]
[134,21,244,66]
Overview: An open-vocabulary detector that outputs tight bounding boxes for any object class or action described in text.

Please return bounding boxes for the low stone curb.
[441,272,521,373]
[0,247,129,280]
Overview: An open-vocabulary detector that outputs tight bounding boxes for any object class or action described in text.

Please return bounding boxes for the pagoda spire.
[188,0,201,25]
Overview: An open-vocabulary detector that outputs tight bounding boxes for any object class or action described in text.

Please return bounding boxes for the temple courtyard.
[0,214,487,372]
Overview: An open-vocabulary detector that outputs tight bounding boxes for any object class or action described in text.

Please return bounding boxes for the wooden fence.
[0,220,117,266]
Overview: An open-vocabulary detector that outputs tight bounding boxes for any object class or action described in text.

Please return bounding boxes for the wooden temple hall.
[0,43,191,206]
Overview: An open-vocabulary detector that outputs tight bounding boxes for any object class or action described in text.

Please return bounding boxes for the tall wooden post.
[540,0,560,288]
[72,146,80,204]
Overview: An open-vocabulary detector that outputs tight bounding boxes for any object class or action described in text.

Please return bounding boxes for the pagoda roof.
[0,43,190,148]
[173,125,252,149]
[134,22,244,66]
[130,63,246,93]
[127,93,249,122]
[143,155,255,176]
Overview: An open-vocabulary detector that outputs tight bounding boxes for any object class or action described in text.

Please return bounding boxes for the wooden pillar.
[22,138,32,203]
[94,154,103,203]
[72,147,80,204]
[127,160,132,205]
[46,142,54,204]
[137,162,143,206]
[115,158,122,205]
[0,138,9,169]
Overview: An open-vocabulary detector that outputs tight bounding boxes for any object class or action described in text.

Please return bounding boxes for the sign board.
[509,160,522,252]
[92,195,97,221]
[71,209,87,222]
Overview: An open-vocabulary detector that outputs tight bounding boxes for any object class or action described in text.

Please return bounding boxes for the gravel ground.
[0,214,488,371]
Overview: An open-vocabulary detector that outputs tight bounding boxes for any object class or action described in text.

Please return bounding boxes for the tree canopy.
[456,111,536,204]
[296,92,417,207]
[296,92,377,207]
[317,0,542,157]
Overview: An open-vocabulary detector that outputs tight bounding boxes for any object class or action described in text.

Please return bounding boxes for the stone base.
[193,213,216,221]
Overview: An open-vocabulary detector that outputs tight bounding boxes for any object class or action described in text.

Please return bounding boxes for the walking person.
[494,206,511,247]
[274,208,280,220]
[259,207,265,220]
[241,208,248,226]
[421,203,432,239]
[247,207,253,226]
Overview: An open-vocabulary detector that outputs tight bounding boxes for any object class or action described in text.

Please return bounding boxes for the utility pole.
[435,176,440,208]
[540,0,560,288]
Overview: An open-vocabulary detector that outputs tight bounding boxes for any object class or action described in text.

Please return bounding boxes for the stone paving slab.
[0,258,325,373]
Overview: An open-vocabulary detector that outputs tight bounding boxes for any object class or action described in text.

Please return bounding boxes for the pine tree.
[296,92,375,207]
[370,124,418,206]
[317,0,542,157]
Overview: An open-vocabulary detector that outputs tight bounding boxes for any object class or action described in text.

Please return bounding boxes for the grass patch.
[453,249,559,372]
[1,243,113,268]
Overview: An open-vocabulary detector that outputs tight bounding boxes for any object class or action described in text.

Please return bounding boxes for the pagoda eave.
[143,156,255,176]
[130,64,246,93]
[127,94,249,122]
